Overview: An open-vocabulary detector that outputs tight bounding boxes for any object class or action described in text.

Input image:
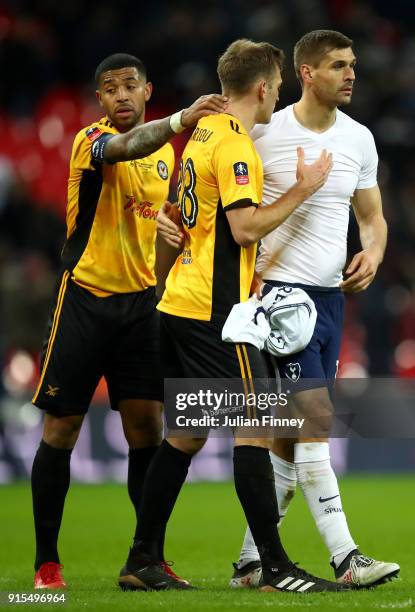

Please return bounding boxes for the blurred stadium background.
[0,0,414,484]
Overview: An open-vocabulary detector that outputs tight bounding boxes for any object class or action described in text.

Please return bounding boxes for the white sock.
[237,451,297,568]
[295,442,356,565]
[269,451,297,522]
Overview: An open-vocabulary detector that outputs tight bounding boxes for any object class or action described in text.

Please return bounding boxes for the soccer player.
[117,39,350,594]
[229,30,400,589]
[158,31,400,589]
[30,52,228,590]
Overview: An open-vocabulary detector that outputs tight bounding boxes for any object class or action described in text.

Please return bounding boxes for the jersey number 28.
[178,158,199,229]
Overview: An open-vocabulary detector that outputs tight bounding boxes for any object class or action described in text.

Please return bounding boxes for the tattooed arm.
[104,116,175,162]
[104,94,228,163]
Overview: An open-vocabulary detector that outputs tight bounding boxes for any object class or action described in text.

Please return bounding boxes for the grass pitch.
[1,475,414,611]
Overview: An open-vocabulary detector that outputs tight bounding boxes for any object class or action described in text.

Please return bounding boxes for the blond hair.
[217,39,284,95]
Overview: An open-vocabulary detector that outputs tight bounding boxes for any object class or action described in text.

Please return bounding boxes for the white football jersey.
[252,104,378,287]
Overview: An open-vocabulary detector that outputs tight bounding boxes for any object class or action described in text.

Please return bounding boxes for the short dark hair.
[95,53,147,85]
[294,30,353,81]
[217,39,284,96]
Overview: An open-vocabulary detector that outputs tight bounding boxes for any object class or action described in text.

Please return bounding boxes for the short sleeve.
[213,136,261,210]
[356,129,378,190]
[71,126,114,171]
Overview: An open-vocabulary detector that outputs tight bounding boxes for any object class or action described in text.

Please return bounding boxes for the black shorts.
[161,313,271,429]
[32,271,162,416]
[161,312,268,379]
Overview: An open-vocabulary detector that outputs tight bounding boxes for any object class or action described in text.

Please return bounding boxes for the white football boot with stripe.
[260,563,351,593]
[333,550,400,587]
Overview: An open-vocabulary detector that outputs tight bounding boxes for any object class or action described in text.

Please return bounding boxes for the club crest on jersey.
[157,160,168,180]
[285,362,301,382]
[85,126,102,142]
[233,161,249,185]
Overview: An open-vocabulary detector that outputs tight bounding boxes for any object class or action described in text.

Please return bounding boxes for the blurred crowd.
[0,0,414,396]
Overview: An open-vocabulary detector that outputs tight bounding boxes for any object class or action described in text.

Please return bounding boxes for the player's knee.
[167,436,206,456]
[124,412,163,446]
[292,391,333,438]
[302,415,332,439]
[307,399,332,438]
[121,401,164,446]
[43,413,84,449]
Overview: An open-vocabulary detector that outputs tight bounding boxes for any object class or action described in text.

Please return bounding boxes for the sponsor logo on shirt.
[233,161,249,185]
[124,195,158,220]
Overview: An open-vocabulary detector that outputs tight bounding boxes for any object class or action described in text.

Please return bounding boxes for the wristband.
[169,110,186,134]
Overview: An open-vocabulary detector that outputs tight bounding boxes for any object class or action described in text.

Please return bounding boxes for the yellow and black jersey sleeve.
[71,120,117,171]
[212,135,262,211]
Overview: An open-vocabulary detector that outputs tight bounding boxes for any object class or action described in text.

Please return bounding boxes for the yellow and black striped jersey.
[158,113,263,321]
[61,116,175,296]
